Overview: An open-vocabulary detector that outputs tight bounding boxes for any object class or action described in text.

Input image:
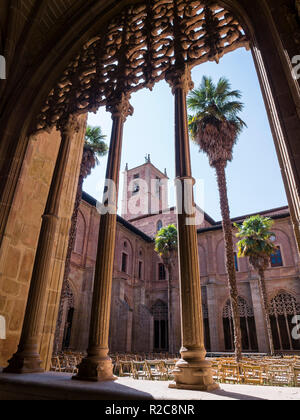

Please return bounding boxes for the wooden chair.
[119,360,134,377]
[266,364,293,387]
[293,365,300,387]
[241,364,265,386]
[219,362,241,384]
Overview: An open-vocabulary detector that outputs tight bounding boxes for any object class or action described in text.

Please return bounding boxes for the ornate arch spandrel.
[35,0,249,133]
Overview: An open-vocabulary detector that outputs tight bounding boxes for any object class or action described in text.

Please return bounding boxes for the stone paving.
[0,371,299,400]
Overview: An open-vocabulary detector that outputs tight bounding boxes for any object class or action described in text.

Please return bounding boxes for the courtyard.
[0,370,299,401]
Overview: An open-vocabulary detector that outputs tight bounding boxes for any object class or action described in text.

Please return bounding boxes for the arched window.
[121,253,128,273]
[151,301,168,352]
[158,263,166,281]
[223,297,258,352]
[269,292,300,351]
[270,246,283,267]
[157,220,163,232]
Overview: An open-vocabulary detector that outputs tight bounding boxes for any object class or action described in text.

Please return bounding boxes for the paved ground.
[0,371,299,400]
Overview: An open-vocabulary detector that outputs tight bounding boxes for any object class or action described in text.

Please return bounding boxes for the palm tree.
[155,224,178,354]
[235,215,277,355]
[187,76,247,362]
[54,125,108,351]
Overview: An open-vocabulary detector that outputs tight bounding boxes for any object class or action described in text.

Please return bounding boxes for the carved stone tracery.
[35,0,249,132]
[223,296,254,319]
[269,292,300,317]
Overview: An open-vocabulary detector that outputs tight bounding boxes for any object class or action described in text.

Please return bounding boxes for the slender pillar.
[4,115,80,373]
[73,93,133,382]
[166,65,218,391]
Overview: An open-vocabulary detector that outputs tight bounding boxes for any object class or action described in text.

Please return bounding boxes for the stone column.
[166,65,218,391]
[249,278,269,353]
[4,115,80,373]
[74,93,133,382]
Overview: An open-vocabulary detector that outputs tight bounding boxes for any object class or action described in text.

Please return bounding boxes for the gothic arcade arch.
[151,299,169,352]
[269,291,300,351]
[222,296,258,352]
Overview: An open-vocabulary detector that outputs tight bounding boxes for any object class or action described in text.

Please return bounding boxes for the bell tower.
[121,155,169,221]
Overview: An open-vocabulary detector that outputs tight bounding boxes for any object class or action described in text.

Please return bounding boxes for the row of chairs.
[50,352,300,387]
[51,353,84,374]
[115,359,178,381]
[211,359,300,387]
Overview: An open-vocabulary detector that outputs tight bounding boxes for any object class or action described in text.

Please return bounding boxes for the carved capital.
[106,93,134,121]
[165,65,194,95]
[58,114,81,136]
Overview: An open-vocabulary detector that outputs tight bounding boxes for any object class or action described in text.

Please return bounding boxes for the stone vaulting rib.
[35,0,249,133]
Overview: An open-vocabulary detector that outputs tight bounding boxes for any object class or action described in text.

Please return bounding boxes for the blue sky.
[85,47,287,222]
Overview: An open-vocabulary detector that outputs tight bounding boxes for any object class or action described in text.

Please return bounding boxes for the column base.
[3,352,44,374]
[168,358,219,392]
[72,356,117,382]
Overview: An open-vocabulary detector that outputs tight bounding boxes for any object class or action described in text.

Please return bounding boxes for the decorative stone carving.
[35,0,249,132]
[223,296,254,318]
[269,292,300,316]
[106,93,134,122]
[165,64,194,94]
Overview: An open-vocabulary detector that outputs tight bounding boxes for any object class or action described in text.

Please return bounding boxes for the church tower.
[121,155,169,221]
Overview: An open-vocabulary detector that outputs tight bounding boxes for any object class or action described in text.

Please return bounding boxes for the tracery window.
[269,292,300,351]
[223,297,258,352]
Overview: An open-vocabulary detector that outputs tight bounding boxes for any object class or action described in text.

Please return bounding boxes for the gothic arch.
[1,0,300,255]
[268,291,300,351]
[2,0,300,371]
[222,296,258,351]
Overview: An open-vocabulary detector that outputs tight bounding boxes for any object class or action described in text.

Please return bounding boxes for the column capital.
[165,64,194,95]
[58,114,81,136]
[106,92,134,122]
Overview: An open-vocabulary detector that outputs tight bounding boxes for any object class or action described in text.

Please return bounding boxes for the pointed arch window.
[269,292,300,351]
[223,297,258,352]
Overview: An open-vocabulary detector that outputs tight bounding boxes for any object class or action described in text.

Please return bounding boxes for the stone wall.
[58,196,300,357]
[0,128,61,367]
[0,114,87,369]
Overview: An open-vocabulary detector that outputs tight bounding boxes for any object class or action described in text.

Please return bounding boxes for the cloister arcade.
[0,0,300,394]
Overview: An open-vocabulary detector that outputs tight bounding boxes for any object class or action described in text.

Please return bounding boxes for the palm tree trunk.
[258,268,275,356]
[215,162,242,362]
[167,264,173,355]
